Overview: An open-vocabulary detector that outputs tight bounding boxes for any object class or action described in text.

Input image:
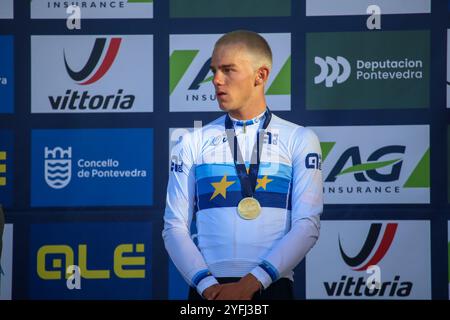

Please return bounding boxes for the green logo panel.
[306,31,430,110]
[170,0,290,17]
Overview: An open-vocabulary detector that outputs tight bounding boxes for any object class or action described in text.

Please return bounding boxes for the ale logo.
[0,151,6,186]
[314,56,351,87]
[64,38,121,85]
[170,34,291,112]
[0,131,13,207]
[37,243,146,280]
[29,222,152,299]
[44,147,72,189]
[339,223,397,271]
[312,125,430,204]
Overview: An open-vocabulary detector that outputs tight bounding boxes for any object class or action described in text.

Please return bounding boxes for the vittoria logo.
[339,223,397,271]
[32,35,153,113]
[51,37,134,111]
[306,221,431,299]
[64,38,121,85]
[326,223,413,297]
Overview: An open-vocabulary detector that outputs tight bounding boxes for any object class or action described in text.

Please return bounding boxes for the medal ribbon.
[225,108,272,199]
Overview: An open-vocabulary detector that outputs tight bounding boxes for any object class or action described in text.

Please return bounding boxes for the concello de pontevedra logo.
[44,146,72,189]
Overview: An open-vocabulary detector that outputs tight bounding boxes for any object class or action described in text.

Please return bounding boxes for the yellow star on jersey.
[210,175,236,200]
[256,175,273,190]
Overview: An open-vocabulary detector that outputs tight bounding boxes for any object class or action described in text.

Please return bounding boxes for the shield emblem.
[44,147,72,189]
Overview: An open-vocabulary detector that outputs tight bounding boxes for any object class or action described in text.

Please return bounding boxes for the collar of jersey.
[229,110,266,127]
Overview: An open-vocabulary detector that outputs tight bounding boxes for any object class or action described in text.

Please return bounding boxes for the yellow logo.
[0,151,6,186]
[37,244,146,280]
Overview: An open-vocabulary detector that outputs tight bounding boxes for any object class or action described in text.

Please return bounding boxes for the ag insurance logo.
[0,0,13,19]
[31,35,153,113]
[170,33,291,112]
[306,0,430,16]
[311,125,430,204]
[29,222,152,299]
[31,0,153,19]
[31,129,153,207]
[306,221,431,299]
[0,224,13,300]
[0,36,14,114]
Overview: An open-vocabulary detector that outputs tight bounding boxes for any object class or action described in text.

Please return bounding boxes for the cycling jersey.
[163,111,323,295]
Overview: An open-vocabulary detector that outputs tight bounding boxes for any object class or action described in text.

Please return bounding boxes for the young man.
[163,30,323,300]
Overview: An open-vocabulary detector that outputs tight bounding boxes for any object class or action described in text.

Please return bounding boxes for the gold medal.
[237,197,261,220]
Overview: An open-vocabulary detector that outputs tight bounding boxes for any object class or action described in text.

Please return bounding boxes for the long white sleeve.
[162,132,218,294]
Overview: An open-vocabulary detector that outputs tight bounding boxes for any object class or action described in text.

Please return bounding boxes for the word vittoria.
[324,275,412,297]
[49,89,135,110]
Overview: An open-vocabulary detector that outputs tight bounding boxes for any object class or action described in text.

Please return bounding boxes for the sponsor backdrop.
[0,0,14,19]
[0,224,13,300]
[306,221,431,299]
[0,36,13,114]
[0,0,448,300]
[29,222,152,299]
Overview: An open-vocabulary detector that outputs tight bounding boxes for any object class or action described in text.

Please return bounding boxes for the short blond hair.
[214,30,272,71]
